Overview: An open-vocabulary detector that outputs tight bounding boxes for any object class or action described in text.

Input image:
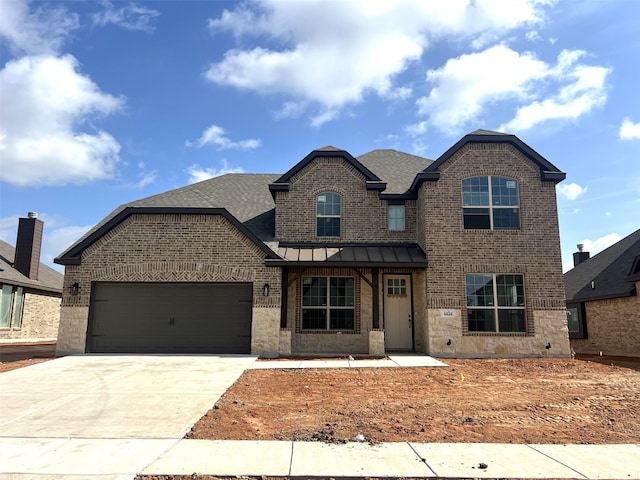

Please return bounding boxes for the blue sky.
[1,0,639,274]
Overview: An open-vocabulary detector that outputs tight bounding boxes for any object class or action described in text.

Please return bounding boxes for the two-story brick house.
[55,130,571,358]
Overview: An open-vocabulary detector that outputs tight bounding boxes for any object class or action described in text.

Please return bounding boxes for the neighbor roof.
[564,228,640,302]
[0,240,64,293]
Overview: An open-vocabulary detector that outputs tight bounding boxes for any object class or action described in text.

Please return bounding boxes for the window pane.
[466,274,494,307]
[496,275,524,307]
[302,277,327,306]
[492,177,519,206]
[330,309,354,330]
[498,309,526,332]
[463,208,491,229]
[0,284,12,328]
[317,217,340,237]
[12,287,24,328]
[566,308,579,332]
[330,277,354,307]
[468,309,496,332]
[493,208,520,230]
[462,177,489,206]
[317,192,341,216]
[388,205,405,231]
[302,309,327,329]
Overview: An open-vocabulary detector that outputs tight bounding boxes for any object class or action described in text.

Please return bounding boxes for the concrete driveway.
[0,354,257,478]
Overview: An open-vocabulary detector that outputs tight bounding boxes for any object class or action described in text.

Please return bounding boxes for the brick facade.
[56,213,281,355]
[419,143,569,357]
[275,157,417,243]
[0,289,60,341]
[56,134,570,358]
[570,283,640,357]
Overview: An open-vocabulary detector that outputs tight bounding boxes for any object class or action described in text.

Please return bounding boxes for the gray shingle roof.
[57,174,280,260]
[0,240,63,293]
[564,228,640,302]
[357,149,432,194]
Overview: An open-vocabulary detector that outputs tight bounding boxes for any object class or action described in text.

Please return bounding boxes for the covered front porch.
[265,244,428,355]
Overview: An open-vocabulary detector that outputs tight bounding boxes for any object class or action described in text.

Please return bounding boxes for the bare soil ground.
[187,357,640,446]
[0,357,51,373]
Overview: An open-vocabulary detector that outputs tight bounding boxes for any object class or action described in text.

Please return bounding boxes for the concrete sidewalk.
[2,438,637,478]
[141,440,640,479]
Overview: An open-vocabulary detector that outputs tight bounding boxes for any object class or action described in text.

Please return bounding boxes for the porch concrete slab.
[142,439,292,476]
[0,437,175,476]
[290,441,431,477]
[249,359,303,369]
[349,358,398,368]
[389,355,448,367]
[410,442,582,478]
[298,359,351,368]
[250,355,446,369]
[530,443,640,479]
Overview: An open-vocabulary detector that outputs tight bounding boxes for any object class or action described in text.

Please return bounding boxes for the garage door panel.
[88,283,253,353]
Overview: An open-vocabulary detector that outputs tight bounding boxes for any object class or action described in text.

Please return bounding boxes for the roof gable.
[564,228,640,302]
[410,132,566,191]
[55,207,280,265]
[269,149,385,196]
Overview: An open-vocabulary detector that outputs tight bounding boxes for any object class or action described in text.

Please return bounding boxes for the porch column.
[372,268,379,328]
[280,268,288,328]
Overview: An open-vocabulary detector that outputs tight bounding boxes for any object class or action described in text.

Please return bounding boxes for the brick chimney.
[573,243,590,267]
[14,212,44,280]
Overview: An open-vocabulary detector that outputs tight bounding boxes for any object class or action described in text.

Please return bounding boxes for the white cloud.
[619,118,640,140]
[187,160,244,184]
[0,55,124,187]
[417,45,548,133]
[186,124,261,150]
[579,233,622,257]
[92,0,159,33]
[414,45,610,135]
[501,50,610,132]
[0,0,78,55]
[557,182,588,200]
[206,0,553,125]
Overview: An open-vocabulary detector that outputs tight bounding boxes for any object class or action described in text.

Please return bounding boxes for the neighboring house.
[55,130,570,358]
[564,229,640,357]
[1,213,63,343]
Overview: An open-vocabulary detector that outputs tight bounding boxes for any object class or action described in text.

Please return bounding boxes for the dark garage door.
[88,282,252,353]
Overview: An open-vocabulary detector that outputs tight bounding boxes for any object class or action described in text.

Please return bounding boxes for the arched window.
[462,176,520,230]
[316,192,341,237]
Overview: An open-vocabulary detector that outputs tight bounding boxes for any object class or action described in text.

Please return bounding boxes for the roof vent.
[577,243,584,252]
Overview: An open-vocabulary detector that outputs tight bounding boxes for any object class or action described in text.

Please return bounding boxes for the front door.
[384,274,413,350]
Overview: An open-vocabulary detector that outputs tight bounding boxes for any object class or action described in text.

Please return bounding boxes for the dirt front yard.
[187,357,640,445]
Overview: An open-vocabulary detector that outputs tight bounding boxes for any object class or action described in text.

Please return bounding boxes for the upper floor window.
[0,284,24,329]
[317,192,341,237]
[388,205,405,231]
[462,176,520,230]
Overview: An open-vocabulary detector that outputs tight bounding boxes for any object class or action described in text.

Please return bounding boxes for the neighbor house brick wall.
[0,290,60,341]
[275,157,417,243]
[419,142,569,357]
[56,213,281,355]
[571,285,640,357]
